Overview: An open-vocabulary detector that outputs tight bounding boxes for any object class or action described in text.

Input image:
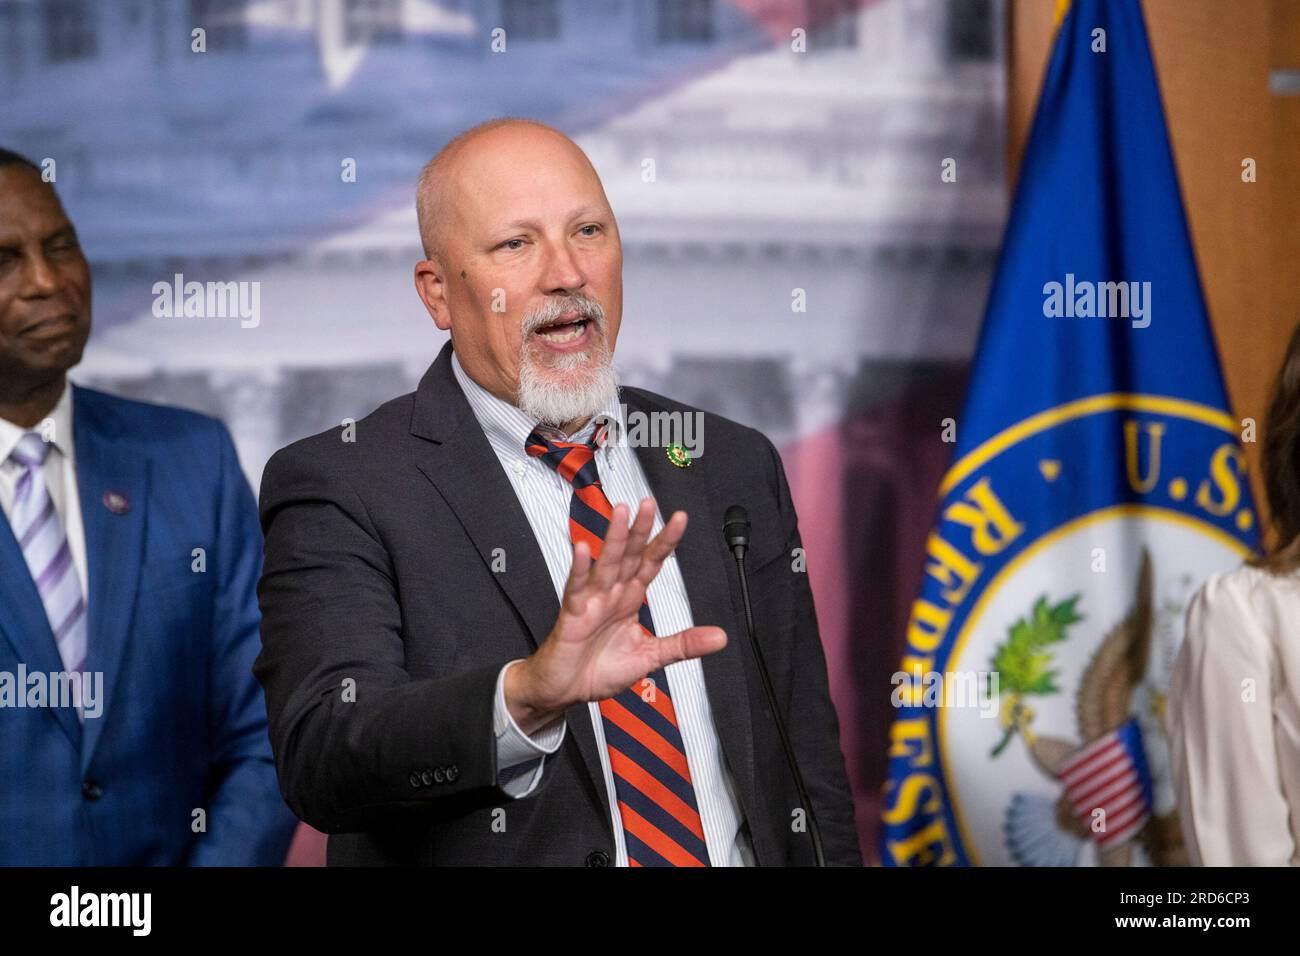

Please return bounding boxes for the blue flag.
[880,0,1257,867]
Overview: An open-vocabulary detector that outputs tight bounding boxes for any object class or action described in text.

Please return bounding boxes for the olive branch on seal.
[988,594,1083,757]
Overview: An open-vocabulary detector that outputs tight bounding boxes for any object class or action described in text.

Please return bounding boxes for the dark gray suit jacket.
[254,342,861,866]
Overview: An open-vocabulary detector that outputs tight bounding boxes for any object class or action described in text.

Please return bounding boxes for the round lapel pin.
[103,490,130,515]
[665,443,692,468]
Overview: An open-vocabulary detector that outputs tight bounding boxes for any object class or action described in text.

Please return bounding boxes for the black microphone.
[723,505,826,867]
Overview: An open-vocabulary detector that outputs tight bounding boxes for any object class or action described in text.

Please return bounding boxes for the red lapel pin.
[102,490,130,515]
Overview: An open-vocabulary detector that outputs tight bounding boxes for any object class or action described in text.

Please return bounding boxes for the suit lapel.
[410,409,560,648]
[625,392,759,844]
[0,497,82,747]
[72,386,148,765]
[408,344,613,828]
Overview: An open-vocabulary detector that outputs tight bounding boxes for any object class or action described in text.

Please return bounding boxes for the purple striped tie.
[9,432,88,718]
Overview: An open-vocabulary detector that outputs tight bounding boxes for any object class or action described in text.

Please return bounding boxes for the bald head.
[411,117,625,428]
[416,118,604,264]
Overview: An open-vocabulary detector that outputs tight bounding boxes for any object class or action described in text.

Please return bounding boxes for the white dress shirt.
[453,354,752,866]
[1169,562,1300,865]
[0,383,88,601]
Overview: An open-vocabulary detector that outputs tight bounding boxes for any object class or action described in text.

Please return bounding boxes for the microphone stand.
[724,506,826,867]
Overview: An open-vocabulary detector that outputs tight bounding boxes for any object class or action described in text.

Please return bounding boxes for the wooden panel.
[1006,0,1058,186]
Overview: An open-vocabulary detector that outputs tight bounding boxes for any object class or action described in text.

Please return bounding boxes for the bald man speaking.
[254,118,861,866]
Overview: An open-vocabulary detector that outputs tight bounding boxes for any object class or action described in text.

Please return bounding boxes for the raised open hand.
[504,498,727,733]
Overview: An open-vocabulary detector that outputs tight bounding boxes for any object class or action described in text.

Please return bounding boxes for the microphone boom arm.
[723,505,827,867]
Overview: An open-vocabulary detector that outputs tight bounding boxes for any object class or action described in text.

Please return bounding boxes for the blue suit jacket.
[0,385,298,865]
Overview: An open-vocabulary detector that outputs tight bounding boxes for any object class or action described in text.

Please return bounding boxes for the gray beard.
[516,343,618,432]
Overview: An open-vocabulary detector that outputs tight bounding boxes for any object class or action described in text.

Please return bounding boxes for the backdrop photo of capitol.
[0,0,1006,857]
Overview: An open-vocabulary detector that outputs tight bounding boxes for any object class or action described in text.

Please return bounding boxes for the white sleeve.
[493,660,566,799]
[1168,572,1295,865]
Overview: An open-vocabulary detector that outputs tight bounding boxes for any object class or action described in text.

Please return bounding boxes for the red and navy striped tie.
[526,424,711,867]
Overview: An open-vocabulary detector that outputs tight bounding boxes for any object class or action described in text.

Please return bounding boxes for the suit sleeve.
[254,440,511,834]
[762,434,864,866]
[188,422,299,866]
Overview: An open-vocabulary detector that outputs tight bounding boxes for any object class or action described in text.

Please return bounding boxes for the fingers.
[562,539,593,614]
[635,510,688,587]
[654,626,728,668]
[569,500,683,619]
[619,499,656,581]
[590,502,630,592]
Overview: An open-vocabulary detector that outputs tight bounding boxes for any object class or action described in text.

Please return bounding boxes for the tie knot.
[525,423,608,489]
[10,432,52,469]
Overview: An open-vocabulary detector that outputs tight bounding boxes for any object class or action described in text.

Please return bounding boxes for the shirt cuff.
[494,660,566,798]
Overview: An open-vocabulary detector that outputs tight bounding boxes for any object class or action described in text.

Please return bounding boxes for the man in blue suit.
[0,148,297,865]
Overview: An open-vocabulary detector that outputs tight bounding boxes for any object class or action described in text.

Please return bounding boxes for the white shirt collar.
[450,350,624,461]
[0,381,75,469]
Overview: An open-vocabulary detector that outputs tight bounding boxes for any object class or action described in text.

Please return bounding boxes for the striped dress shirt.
[452,353,752,867]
